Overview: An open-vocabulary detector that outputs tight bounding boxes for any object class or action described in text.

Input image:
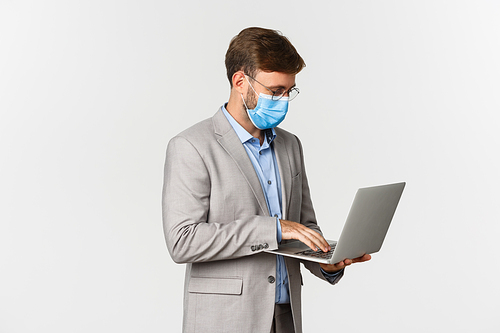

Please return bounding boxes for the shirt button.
[268,180,272,185]
[259,151,262,155]
[274,214,278,218]
[268,276,275,284]
[251,139,255,143]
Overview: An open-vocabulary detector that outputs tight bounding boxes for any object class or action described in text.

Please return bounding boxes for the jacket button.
[258,244,263,250]
[268,276,275,284]
[251,245,256,251]
[263,243,269,249]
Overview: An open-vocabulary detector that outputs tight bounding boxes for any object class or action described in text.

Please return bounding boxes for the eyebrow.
[268,83,296,90]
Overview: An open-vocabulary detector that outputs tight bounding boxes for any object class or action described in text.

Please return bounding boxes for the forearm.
[164,214,278,263]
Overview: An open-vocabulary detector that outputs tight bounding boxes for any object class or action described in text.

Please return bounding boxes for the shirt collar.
[222,104,276,145]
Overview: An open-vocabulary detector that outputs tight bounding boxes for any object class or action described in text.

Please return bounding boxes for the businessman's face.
[244,71,297,110]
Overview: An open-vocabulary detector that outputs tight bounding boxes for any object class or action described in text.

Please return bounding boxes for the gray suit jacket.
[163,108,342,333]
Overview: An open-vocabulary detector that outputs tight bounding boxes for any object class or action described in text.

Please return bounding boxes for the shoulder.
[170,108,231,144]
[168,111,221,149]
[166,109,229,158]
[174,117,214,143]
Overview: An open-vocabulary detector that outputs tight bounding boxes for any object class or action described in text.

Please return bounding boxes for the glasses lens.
[271,89,285,101]
[288,88,299,101]
[272,88,300,101]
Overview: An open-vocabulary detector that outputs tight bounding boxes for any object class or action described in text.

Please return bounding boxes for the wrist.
[319,263,343,274]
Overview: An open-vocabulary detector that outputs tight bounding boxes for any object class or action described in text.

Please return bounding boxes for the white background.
[1,1,499,332]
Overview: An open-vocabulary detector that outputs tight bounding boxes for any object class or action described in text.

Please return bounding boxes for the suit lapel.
[213,109,270,216]
[273,134,292,221]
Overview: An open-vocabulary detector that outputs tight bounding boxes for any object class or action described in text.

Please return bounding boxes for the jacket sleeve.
[162,135,278,264]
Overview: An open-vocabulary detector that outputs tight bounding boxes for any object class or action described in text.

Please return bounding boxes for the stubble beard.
[241,87,258,121]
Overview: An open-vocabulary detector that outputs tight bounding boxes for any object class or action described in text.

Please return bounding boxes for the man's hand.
[279,219,330,252]
[320,254,372,274]
[279,220,372,274]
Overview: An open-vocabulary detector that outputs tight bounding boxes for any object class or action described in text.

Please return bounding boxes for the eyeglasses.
[246,74,300,101]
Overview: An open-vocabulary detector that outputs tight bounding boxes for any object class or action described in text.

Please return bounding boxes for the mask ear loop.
[240,93,249,109]
[244,75,259,97]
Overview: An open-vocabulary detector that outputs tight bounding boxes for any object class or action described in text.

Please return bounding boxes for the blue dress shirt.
[222,105,342,304]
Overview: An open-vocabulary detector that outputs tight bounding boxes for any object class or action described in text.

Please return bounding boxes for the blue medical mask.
[241,78,289,130]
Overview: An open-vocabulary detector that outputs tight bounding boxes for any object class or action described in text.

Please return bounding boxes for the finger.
[304,233,329,252]
[294,230,328,252]
[294,232,322,252]
[335,261,346,269]
[286,223,328,251]
[281,220,330,252]
[352,254,371,263]
[298,227,330,251]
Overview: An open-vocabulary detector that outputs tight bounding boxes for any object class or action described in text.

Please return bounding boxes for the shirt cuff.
[320,267,344,284]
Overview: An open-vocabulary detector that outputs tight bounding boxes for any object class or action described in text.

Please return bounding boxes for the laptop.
[264,182,406,264]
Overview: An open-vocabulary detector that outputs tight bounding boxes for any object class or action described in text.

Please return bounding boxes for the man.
[163,27,370,333]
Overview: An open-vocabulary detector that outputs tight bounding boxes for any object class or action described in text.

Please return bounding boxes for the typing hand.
[279,219,331,253]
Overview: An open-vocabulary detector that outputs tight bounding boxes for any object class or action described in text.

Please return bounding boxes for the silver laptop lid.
[330,182,406,263]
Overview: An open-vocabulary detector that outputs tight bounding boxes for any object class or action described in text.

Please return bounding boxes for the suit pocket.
[188,277,243,295]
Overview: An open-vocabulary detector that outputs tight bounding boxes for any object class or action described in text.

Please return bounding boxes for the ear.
[232,71,247,94]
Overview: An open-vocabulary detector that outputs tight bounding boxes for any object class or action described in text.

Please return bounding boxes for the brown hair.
[225,27,305,86]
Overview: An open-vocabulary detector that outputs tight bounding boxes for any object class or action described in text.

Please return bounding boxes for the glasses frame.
[246,74,300,101]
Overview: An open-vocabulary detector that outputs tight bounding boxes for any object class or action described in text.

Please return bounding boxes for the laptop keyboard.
[295,243,336,259]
